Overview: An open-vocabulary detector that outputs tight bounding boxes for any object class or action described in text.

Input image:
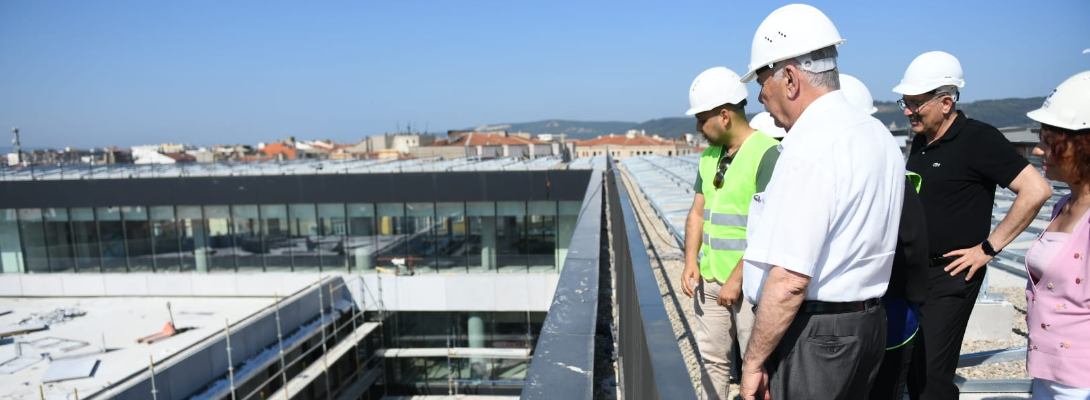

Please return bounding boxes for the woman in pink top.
[1024,71,1090,399]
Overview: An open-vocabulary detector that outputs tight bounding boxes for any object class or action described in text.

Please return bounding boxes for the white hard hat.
[750,112,787,139]
[892,51,965,95]
[839,74,877,115]
[686,67,749,115]
[741,4,846,83]
[1027,71,1090,131]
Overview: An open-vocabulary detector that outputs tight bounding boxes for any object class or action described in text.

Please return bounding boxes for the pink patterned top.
[1025,194,1090,388]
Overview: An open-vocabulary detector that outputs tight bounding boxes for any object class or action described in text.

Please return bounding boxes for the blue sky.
[1,1,1087,148]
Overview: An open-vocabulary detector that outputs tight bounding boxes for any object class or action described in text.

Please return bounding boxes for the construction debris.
[0,324,47,338]
[137,322,180,344]
[19,307,86,326]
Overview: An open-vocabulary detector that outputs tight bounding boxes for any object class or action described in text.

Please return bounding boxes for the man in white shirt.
[737,5,906,400]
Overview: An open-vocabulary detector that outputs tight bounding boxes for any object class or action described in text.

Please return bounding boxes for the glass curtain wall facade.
[0,201,579,274]
[380,311,547,396]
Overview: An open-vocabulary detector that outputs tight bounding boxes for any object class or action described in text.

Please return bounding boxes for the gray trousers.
[765,302,887,400]
[694,279,756,400]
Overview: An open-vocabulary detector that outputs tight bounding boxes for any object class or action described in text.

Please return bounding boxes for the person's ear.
[719,107,732,124]
[941,96,955,114]
[784,65,800,99]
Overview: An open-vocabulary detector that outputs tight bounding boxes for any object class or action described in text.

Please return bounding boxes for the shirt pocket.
[746,191,766,233]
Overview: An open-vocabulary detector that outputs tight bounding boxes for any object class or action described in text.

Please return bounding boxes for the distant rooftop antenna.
[11,126,22,166]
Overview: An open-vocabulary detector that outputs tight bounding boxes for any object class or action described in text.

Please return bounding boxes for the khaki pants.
[694,278,755,400]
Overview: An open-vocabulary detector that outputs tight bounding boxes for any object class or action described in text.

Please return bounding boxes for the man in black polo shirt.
[894,51,1053,400]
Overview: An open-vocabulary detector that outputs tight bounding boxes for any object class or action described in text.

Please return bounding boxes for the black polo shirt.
[906,111,1029,257]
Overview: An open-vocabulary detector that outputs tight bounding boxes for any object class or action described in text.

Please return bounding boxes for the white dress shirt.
[743,90,905,303]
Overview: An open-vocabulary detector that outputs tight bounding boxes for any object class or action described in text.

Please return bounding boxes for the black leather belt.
[799,298,881,314]
[929,256,957,267]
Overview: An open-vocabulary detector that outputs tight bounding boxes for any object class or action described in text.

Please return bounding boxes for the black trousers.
[908,264,986,400]
[869,336,916,400]
[765,302,886,399]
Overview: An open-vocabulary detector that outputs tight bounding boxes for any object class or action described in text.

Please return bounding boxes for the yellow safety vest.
[697,131,779,283]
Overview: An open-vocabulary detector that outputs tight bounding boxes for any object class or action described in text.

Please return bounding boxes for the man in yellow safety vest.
[680,66,781,400]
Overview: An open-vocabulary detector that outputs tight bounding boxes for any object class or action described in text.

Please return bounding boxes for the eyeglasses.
[712,154,732,189]
[1038,124,1065,145]
[897,92,944,113]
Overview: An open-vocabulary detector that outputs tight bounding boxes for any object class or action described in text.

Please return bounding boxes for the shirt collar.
[779,90,849,149]
[936,111,968,143]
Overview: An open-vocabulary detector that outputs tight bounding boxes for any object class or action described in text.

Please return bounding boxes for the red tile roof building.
[575,132,700,159]
[411,131,565,160]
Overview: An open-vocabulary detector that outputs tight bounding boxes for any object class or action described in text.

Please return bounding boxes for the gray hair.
[935,85,960,102]
[773,46,841,90]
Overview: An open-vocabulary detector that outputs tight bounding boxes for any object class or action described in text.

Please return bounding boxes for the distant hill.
[631,113,762,138]
[956,97,1044,128]
[466,120,637,141]
[871,97,1044,130]
[629,117,692,138]
[468,97,1044,141]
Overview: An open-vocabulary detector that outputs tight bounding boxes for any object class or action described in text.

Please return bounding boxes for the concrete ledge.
[965,300,1015,341]
[356,273,559,312]
[60,275,107,296]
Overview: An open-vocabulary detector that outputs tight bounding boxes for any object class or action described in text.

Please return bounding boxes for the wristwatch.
[981,239,1001,257]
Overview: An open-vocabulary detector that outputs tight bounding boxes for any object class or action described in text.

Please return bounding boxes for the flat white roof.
[0,155,592,181]
[0,296,273,400]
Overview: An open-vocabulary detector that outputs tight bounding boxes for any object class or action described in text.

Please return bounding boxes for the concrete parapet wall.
[351,273,559,312]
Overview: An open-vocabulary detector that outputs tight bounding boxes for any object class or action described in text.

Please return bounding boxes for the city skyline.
[2,0,1088,148]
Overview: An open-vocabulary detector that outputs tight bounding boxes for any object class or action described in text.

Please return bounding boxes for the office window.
[466,202,495,273]
[496,201,526,273]
[204,205,235,272]
[19,208,49,274]
[261,204,291,272]
[289,204,319,271]
[1,209,26,273]
[233,205,262,272]
[176,205,206,273]
[436,203,467,273]
[527,201,557,273]
[69,208,101,273]
[346,203,376,272]
[317,203,347,272]
[123,206,153,272]
[43,208,75,273]
[406,203,436,273]
[96,207,128,273]
[149,206,181,273]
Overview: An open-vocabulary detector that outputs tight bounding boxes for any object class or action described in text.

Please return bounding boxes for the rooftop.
[578,135,678,147]
[430,132,549,147]
[0,155,593,181]
[0,296,273,400]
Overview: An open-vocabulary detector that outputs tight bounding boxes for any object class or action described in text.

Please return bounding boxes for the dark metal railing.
[608,156,697,400]
[522,155,697,400]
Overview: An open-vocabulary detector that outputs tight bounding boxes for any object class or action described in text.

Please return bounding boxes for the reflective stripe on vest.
[702,209,748,227]
[713,213,747,227]
[703,232,747,251]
